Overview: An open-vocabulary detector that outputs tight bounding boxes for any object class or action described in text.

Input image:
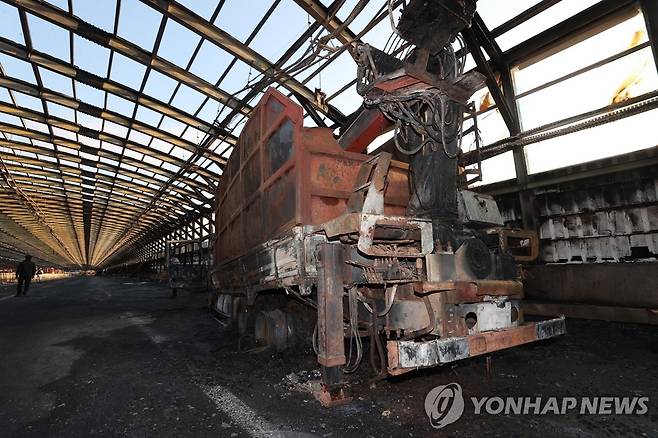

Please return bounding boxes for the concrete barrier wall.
[524,262,658,308]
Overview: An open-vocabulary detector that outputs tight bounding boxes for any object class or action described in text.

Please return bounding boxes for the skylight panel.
[128,129,151,145]
[110,53,147,91]
[78,135,101,149]
[326,86,360,118]
[0,113,22,126]
[132,176,148,186]
[47,102,75,121]
[38,67,74,96]
[23,120,49,134]
[176,0,217,20]
[181,126,204,145]
[136,168,154,178]
[517,47,658,131]
[209,138,226,152]
[26,13,71,62]
[216,59,251,94]
[157,19,201,67]
[214,0,271,42]
[60,158,78,168]
[248,2,308,61]
[195,98,223,125]
[0,3,25,45]
[7,134,31,144]
[526,107,658,174]
[304,50,353,96]
[514,10,650,95]
[189,41,232,83]
[74,82,105,108]
[477,0,544,31]
[72,0,116,33]
[159,116,187,137]
[150,138,174,153]
[98,167,114,177]
[101,141,122,154]
[143,155,162,167]
[38,154,57,163]
[116,172,131,182]
[119,161,137,172]
[171,146,192,161]
[74,35,111,77]
[142,70,179,102]
[0,87,11,103]
[194,156,209,167]
[77,112,103,132]
[57,145,76,156]
[123,148,143,161]
[43,1,68,10]
[220,145,233,159]
[15,150,37,159]
[103,121,129,138]
[206,162,222,175]
[32,140,54,150]
[117,0,162,51]
[0,54,37,84]
[99,156,119,166]
[13,91,44,112]
[163,162,180,173]
[106,94,136,117]
[171,84,207,115]
[79,151,99,162]
[497,0,602,51]
[333,0,384,32]
[135,105,163,127]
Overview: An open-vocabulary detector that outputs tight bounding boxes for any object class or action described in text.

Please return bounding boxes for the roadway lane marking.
[125,312,298,437]
[0,295,15,301]
[202,385,286,438]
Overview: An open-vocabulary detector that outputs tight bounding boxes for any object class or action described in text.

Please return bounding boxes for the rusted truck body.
[210,88,565,405]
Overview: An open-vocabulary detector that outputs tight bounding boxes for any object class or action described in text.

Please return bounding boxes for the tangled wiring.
[358,4,470,159]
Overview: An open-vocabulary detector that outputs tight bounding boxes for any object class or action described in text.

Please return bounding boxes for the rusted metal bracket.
[316,243,346,368]
[346,152,391,214]
[322,152,433,257]
[316,243,350,407]
[486,228,540,262]
[387,316,566,375]
[413,280,524,303]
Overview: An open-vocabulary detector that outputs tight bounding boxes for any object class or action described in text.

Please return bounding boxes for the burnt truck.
[209,0,565,406]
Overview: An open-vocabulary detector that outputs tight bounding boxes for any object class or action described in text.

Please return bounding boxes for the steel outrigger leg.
[316,243,351,407]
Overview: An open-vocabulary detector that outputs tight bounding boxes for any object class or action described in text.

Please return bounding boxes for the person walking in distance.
[15,255,37,297]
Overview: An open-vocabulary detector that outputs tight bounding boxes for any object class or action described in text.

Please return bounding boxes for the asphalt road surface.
[0,276,656,437]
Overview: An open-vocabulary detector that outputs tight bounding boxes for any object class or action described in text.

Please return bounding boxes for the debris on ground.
[278,369,322,397]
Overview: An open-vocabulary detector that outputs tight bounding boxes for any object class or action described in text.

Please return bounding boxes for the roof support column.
[641,0,658,75]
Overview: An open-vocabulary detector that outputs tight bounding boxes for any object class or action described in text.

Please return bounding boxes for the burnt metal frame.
[0,0,653,270]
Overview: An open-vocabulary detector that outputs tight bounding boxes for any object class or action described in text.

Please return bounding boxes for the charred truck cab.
[209,0,565,406]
